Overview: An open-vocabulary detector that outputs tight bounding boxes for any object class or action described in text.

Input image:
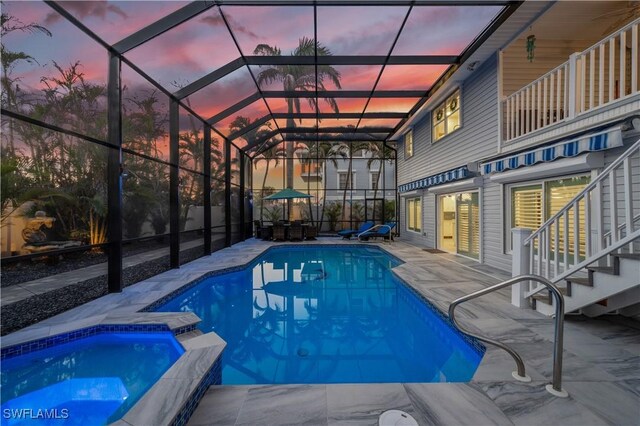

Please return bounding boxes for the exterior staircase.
[514,139,640,317]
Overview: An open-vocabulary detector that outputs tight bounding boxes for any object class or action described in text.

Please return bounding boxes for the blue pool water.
[156,246,483,384]
[1,332,184,425]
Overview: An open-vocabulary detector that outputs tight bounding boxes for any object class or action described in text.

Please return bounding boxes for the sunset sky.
[3,1,502,138]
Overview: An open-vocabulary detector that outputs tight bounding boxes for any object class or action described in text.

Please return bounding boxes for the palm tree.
[254,144,283,222]
[253,37,342,216]
[229,116,278,222]
[306,141,347,231]
[340,139,370,226]
[366,141,395,220]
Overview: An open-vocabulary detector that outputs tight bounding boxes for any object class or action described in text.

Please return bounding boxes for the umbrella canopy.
[264,188,313,200]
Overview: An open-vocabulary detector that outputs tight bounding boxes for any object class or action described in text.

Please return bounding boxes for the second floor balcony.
[501,17,639,147]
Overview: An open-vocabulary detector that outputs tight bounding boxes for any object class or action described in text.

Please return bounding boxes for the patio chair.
[305,225,318,240]
[261,226,273,241]
[272,224,286,241]
[289,223,304,241]
[358,222,396,242]
[253,220,263,238]
[337,221,374,239]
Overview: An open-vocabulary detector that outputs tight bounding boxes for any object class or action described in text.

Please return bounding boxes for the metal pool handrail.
[448,274,568,397]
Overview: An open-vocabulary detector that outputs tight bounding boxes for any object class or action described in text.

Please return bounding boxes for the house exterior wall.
[398,53,500,249]
[324,157,396,201]
[397,43,640,272]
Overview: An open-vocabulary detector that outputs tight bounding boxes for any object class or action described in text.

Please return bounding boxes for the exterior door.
[456,192,479,259]
[438,194,456,253]
[438,191,480,259]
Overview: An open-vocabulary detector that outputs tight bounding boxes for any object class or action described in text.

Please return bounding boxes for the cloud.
[45,1,127,25]
[200,13,258,40]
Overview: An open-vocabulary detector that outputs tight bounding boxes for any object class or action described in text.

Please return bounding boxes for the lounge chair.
[358,222,396,241]
[337,221,374,239]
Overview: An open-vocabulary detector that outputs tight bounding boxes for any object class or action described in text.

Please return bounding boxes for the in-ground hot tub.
[1,325,184,425]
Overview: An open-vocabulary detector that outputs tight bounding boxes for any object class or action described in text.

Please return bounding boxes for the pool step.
[176,329,203,343]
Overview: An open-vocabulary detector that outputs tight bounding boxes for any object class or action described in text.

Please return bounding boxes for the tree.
[253,37,342,215]
[339,138,369,224]
[366,142,394,201]
[254,144,283,222]
[299,140,347,230]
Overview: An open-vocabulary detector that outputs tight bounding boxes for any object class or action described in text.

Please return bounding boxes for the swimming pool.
[1,330,184,425]
[155,246,484,385]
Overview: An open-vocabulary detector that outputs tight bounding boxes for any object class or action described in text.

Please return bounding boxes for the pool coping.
[1,239,504,425]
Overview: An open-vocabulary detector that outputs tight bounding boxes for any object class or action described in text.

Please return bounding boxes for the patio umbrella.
[263,188,312,200]
[264,188,313,221]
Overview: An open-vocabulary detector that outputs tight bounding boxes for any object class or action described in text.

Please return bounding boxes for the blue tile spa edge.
[0,323,186,360]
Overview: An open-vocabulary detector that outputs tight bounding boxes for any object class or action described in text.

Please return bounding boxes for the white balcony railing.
[503,18,639,143]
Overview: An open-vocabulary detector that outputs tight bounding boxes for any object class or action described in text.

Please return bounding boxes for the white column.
[512,227,532,308]
[567,52,579,119]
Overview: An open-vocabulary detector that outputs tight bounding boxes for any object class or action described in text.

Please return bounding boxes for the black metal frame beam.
[243,55,457,66]
[203,126,212,255]
[243,130,280,152]
[263,90,424,98]
[278,127,393,133]
[353,3,412,136]
[113,1,217,53]
[216,1,514,6]
[271,112,405,119]
[239,153,246,240]
[47,1,244,153]
[208,93,262,124]
[227,115,272,140]
[224,140,232,247]
[207,91,421,126]
[169,100,180,268]
[174,58,246,99]
[106,53,123,293]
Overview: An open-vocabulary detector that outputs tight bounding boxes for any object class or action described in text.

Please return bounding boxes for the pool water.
[1,332,184,425]
[156,246,483,384]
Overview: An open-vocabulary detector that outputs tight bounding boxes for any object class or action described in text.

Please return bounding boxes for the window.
[370,171,380,191]
[433,89,461,142]
[507,175,590,257]
[338,171,355,190]
[404,130,413,158]
[407,197,421,232]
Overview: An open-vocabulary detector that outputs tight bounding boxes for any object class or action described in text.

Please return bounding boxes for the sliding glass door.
[438,191,480,259]
[456,192,480,259]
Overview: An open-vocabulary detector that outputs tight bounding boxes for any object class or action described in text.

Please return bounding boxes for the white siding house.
[394,2,640,315]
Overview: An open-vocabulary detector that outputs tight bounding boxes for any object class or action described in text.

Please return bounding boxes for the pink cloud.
[45,1,127,25]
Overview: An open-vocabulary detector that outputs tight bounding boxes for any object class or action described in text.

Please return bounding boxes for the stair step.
[587,266,616,275]
[612,253,640,261]
[566,276,592,287]
[530,286,568,303]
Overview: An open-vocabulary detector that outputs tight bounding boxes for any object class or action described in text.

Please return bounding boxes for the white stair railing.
[503,18,640,142]
[517,138,640,300]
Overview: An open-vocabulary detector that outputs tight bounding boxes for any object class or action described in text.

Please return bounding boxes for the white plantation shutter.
[546,176,590,258]
[512,185,543,231]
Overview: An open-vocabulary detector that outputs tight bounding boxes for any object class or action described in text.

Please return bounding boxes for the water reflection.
[158,247,481,384]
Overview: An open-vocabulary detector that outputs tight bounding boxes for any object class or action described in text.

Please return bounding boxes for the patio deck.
[2,238,639,425]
